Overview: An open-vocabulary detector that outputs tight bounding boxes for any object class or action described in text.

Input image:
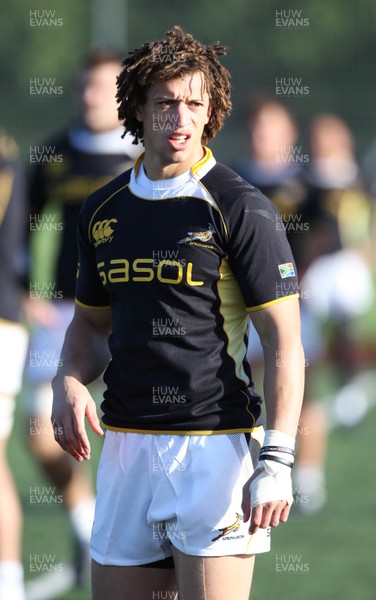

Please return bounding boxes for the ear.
[205,106,211,125]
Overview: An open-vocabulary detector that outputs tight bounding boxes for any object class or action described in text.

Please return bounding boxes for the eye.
[157,100,174,107]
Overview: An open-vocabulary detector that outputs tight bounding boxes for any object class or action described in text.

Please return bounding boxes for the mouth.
[167,132,191,148]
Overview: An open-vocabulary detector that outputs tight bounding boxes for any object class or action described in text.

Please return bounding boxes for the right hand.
[51,375,104,462]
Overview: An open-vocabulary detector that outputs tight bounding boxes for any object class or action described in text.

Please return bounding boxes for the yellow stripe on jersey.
[240,390,256,427]
[75,298,111,310]
[87,183,130,243]
[217,257,250,387]
[102,422,260,435]
[0,168,14,226]
[246,293,300,313]
[197,180,229,240]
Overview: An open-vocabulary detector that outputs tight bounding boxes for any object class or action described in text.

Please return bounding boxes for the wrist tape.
[249,430,295,508]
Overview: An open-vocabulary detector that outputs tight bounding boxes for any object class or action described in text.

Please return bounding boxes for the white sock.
[294,464,325,493]
[293,464,326,513]
[69,497,96,544]
[0,561,26,600]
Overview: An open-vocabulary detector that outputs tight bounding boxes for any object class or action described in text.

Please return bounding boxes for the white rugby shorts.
[90,430,271,566]
[0,319,28,437]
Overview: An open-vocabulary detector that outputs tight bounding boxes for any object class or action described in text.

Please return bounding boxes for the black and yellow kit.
[76,148,299,434]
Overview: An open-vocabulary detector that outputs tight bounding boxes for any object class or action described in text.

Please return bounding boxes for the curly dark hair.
[116,26,232,145]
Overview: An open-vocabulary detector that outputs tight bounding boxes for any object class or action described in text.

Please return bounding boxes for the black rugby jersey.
[76,148,299,434]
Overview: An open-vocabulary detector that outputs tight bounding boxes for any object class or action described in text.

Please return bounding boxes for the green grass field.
[9,397,376,600]
[252,408,376,600]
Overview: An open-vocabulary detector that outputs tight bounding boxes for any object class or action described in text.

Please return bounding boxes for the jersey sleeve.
[75,201,110,309]
[227,188,300,312]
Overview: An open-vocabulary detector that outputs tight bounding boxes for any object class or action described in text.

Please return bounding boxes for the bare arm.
[242,297,305,532]
[251,297,304,435]
[51,304,112,462]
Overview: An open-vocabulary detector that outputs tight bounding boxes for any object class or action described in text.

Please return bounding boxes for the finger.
[269,502,287,528]
[86,400,104,436]
[279,502,291,523]
[71,410,92,460]
[258,501,290,529]
[259,502,276,529]
[241,482,251,522]
[55,407,90,461]
[243,467,263,522]
[53,425,83,462]
[66,438,86,462]
[249,504,263,534]
[67,396,95,459]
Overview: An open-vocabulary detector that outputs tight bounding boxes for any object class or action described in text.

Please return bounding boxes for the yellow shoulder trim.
[75,299,111,310]
[247,293,299,313]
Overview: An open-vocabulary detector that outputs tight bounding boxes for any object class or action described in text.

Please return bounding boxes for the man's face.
[250,106,297,162]
[136,72,211,179]
[81,62,121,132]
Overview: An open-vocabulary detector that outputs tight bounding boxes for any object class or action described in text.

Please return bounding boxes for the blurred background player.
[235,97,308,259]
[234,97,310,399]
[24,50,142,585]
[236,101,374,514]
[0,131,28,600]
[294,113,374,514]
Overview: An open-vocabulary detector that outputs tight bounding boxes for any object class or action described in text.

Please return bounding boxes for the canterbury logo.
[212,513,242,542]
[92,219,118,247]
[178,223,215,245]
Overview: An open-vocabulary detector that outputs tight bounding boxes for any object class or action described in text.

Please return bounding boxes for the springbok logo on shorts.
[92,219,118,247]
[211,513,243,542]
[178,223,216,245]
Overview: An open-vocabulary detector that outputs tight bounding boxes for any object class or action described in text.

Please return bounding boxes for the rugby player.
[25,49,141,585]
[0,132,28,600]
[51,26,305,600]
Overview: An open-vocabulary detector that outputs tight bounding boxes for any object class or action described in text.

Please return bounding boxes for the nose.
[82,85,95,109]
[172,101,190,128]
[82,83,102,109]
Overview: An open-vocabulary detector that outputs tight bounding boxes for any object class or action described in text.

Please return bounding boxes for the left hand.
[241,463,292,534]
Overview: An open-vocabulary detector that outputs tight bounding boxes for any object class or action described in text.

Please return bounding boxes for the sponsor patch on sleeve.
[278,262,296,279]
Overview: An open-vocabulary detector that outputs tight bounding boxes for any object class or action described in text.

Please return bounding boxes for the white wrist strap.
[249,429,295,508]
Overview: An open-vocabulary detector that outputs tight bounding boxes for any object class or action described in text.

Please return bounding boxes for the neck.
[143,146,205,180]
